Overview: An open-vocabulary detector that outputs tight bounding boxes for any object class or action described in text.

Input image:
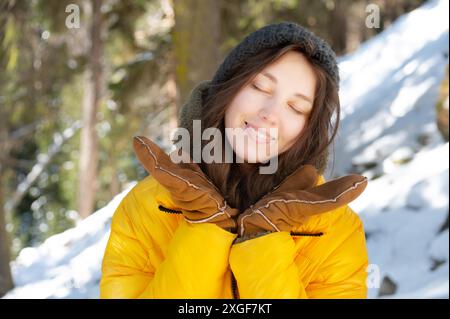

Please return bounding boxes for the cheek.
[225,90,262,127]
[279,116,307,147]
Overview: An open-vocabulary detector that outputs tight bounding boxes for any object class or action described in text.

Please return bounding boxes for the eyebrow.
[261,72,314,104]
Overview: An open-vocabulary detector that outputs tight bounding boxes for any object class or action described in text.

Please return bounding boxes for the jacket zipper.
[290,231,323,237]
[158,206,324,237]
[231,271,239,299]
[158,205,182,214]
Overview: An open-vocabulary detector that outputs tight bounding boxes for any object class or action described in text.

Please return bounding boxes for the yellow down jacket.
[99,171,369,299]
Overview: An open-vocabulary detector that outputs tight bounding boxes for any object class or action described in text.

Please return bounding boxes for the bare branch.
[4,120,82,215]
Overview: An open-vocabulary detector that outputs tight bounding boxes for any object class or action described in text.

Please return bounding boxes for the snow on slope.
[327,0,449,299]
[331,0,449,177]
[3,0,449,298]
[352,142,448,298]
[3,183,135,299]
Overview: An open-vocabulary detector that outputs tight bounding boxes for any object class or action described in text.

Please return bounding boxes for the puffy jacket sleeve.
[306,207,369,298]
[100,181,237,298]
[229,206,369,299]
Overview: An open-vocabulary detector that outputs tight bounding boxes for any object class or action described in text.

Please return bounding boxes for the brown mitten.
[236,164,368,240]
[133,136,238,231]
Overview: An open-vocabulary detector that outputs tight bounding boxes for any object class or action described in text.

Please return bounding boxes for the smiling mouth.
[244,121,277,143]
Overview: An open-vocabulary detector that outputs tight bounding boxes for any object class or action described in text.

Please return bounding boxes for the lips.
[244,121,277,144]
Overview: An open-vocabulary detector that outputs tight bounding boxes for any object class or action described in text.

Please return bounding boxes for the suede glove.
[133,136,239,232]
[235,164,368,242]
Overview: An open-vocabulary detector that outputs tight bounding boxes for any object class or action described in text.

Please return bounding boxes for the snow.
[334,0,449,175]
[331,0,449,299]
[3,182,135,299]
[354,143,449,298]
[3,0,449,299]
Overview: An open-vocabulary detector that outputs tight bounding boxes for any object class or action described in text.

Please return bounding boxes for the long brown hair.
[199,44,340,212]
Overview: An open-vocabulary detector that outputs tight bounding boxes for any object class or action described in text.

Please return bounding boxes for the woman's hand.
[236,164,368,240]
[133,136,238,232]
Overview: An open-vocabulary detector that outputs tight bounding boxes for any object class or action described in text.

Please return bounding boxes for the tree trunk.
[172,0,222,108]
[165,73,179,143]
[328,0,349,55]
[0,168,14,298]
[108,154,121,199]
[436,64,449,142]
[77,0,104,219]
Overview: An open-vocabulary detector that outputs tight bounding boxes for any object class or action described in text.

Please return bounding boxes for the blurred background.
[0,0,448,299]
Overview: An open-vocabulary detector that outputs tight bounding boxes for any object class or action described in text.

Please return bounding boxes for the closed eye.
[251,83,271,94]
[252,82,308,115]
[288,104,305,115]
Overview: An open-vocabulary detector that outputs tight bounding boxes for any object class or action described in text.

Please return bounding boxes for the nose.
[258,101,279,125]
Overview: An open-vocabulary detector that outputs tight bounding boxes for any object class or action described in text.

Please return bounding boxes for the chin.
[235,147,276,164]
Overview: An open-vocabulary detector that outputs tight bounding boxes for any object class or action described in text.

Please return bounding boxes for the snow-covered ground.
[329,0,449,299]
[3,0,449,299]
[3,183,135,299]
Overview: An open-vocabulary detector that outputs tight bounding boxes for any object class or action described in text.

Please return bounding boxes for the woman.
[100,22,369,299]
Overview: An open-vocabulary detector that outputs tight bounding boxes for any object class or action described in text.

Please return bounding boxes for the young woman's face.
[224,51,317,163]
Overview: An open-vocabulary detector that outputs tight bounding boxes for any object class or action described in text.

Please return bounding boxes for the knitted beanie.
[177,21,339,174]
[209,21,340,93]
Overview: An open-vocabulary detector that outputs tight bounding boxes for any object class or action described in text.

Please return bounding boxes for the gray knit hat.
[209,21,340,93]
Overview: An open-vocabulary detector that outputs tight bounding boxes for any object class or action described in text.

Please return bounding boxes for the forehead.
[264,51,315,79]
[256,51,317,100]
